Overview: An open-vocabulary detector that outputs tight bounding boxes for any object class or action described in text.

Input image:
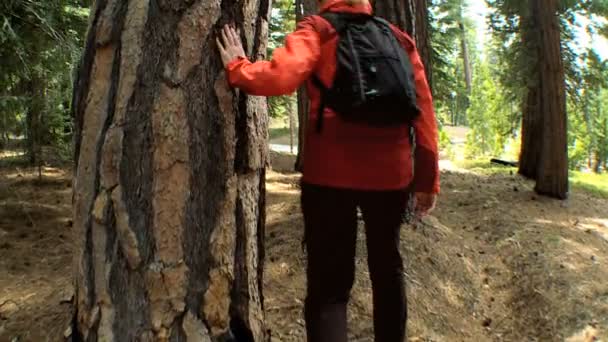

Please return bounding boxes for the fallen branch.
[490,158,518,167]
[0,299,19,308]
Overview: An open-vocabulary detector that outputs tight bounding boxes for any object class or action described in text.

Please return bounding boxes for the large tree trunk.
[519,85,542,178]
[395,0,432,88]
[71,0,270,340]
[518,4,542,179]
[373,0,429,165]
[294,0,317,172]
[373,0,409,33]
[412,0,432,89]
[375,0,432,87]
[533,0,568,199]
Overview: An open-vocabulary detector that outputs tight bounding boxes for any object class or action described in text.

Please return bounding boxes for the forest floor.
[1,150,608,341]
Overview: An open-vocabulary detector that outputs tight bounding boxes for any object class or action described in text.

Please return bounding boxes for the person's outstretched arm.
[407,40,440,195]
[391,29,440,215]
[217,18,321,96]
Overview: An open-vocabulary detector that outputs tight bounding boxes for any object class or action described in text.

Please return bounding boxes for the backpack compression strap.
[311,76,327,133]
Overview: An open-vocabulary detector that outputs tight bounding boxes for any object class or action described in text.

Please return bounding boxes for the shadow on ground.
[0,160,606,341]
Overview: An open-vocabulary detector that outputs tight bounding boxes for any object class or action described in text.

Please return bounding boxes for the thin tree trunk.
[603,117,608,172]
[460,22,472,94]
[295,88,308,171]
[593,101,602,173]
[294,0,317,172]
[289,99,295,154]
[71,0,269,340]
[583,98,593,169]
[1,112,7,150]
[27,78,44,166]
[533,0,568,199]
[593,152,601,173]
[602,118,608,172]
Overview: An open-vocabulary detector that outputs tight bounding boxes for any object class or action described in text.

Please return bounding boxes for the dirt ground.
[1,158,607,341]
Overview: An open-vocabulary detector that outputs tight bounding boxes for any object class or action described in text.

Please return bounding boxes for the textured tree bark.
[533,0,568,199]
[71,0,269,340]
[294,0,317,172]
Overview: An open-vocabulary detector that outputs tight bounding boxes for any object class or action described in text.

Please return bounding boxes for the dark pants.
[301,183,410,342]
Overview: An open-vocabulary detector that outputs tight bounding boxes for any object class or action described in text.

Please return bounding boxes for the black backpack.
[312,12,420,132]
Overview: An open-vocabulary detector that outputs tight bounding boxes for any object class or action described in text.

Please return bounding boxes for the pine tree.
[71,0,269,339]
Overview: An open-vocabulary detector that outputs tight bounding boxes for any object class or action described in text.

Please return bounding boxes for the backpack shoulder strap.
[307,12,355,134]
[317,12,347,33]
[371,16,392,28]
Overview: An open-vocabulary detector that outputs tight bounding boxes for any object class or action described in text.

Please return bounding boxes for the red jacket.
[227,0,440,193]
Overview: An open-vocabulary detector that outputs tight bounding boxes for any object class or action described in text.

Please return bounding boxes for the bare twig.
[0,299,20,311]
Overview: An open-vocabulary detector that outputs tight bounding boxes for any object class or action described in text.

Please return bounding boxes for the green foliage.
[570,171,608,198]
[464,60,513,158]
[480,0,608,172]
[430,0,476,126]
[267,0,297,120]
[269,127,291,140]
[0,0,88,160]
[455,160,608,198]
[568,49,608,171]
[438,129,455,159]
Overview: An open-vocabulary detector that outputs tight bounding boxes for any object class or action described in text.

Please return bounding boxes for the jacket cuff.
[225,56,250,86]
[226,56,248,69]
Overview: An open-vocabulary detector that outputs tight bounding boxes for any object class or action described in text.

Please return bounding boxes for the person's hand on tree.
[216,25,246,68]
[414,192,437,218]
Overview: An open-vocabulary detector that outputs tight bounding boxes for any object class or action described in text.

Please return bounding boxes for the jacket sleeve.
[225,17,321,96]
[397,31,440,194]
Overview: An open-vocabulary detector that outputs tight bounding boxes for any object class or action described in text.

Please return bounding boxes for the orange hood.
[319,0,373,15]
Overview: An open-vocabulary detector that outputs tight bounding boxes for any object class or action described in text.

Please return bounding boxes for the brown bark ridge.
[71,0,270,340]
[533,0,568,199]
[294,0,317,172]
